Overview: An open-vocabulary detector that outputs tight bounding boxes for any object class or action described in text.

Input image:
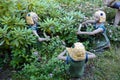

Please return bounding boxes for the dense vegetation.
[0,0,120,80]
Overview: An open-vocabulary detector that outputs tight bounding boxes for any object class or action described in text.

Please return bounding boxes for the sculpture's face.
[94,14,100,22]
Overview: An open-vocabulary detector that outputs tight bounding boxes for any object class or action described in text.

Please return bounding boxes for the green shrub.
[1,0,120,80]
[106,25,120,43]
[12,55,70,80]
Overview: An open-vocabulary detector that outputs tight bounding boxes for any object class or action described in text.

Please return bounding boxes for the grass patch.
[81,45,120,80]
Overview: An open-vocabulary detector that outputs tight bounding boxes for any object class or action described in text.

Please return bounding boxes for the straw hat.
[94,10,106,22]
[66,42,86,61]
[26,12,39,25]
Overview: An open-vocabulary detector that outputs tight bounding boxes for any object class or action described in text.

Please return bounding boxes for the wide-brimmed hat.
[66,42,86,61]
[26,12,39,25]
[94,10,106,22]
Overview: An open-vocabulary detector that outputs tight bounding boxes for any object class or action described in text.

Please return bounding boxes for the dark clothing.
[66,53,88,78]
[111,1,120,9]
[28,24,38,30]
[92,23,110,51]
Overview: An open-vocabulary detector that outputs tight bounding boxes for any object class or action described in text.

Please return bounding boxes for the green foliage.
[0,0,15,16]
[1,0,120,80]
[11,48,31,69]
[66,11,85,25]
[10,27,36,48]
[38,36,65,58]
[0,26,36,68]
[0,16,26,27]
[40,18,60,35]
[106,25,120,43]
[0,25,8,46]
[104,8,116,24]
[93,47,120,80]
[13,55,69,80]
[40,16,78,46]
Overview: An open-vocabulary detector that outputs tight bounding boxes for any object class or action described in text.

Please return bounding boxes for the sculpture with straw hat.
[57,42,96,79]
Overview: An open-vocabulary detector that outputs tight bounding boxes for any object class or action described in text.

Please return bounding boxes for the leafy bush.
[106,25,120,44]
[12,55,70,80]
[0,0,120,80]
